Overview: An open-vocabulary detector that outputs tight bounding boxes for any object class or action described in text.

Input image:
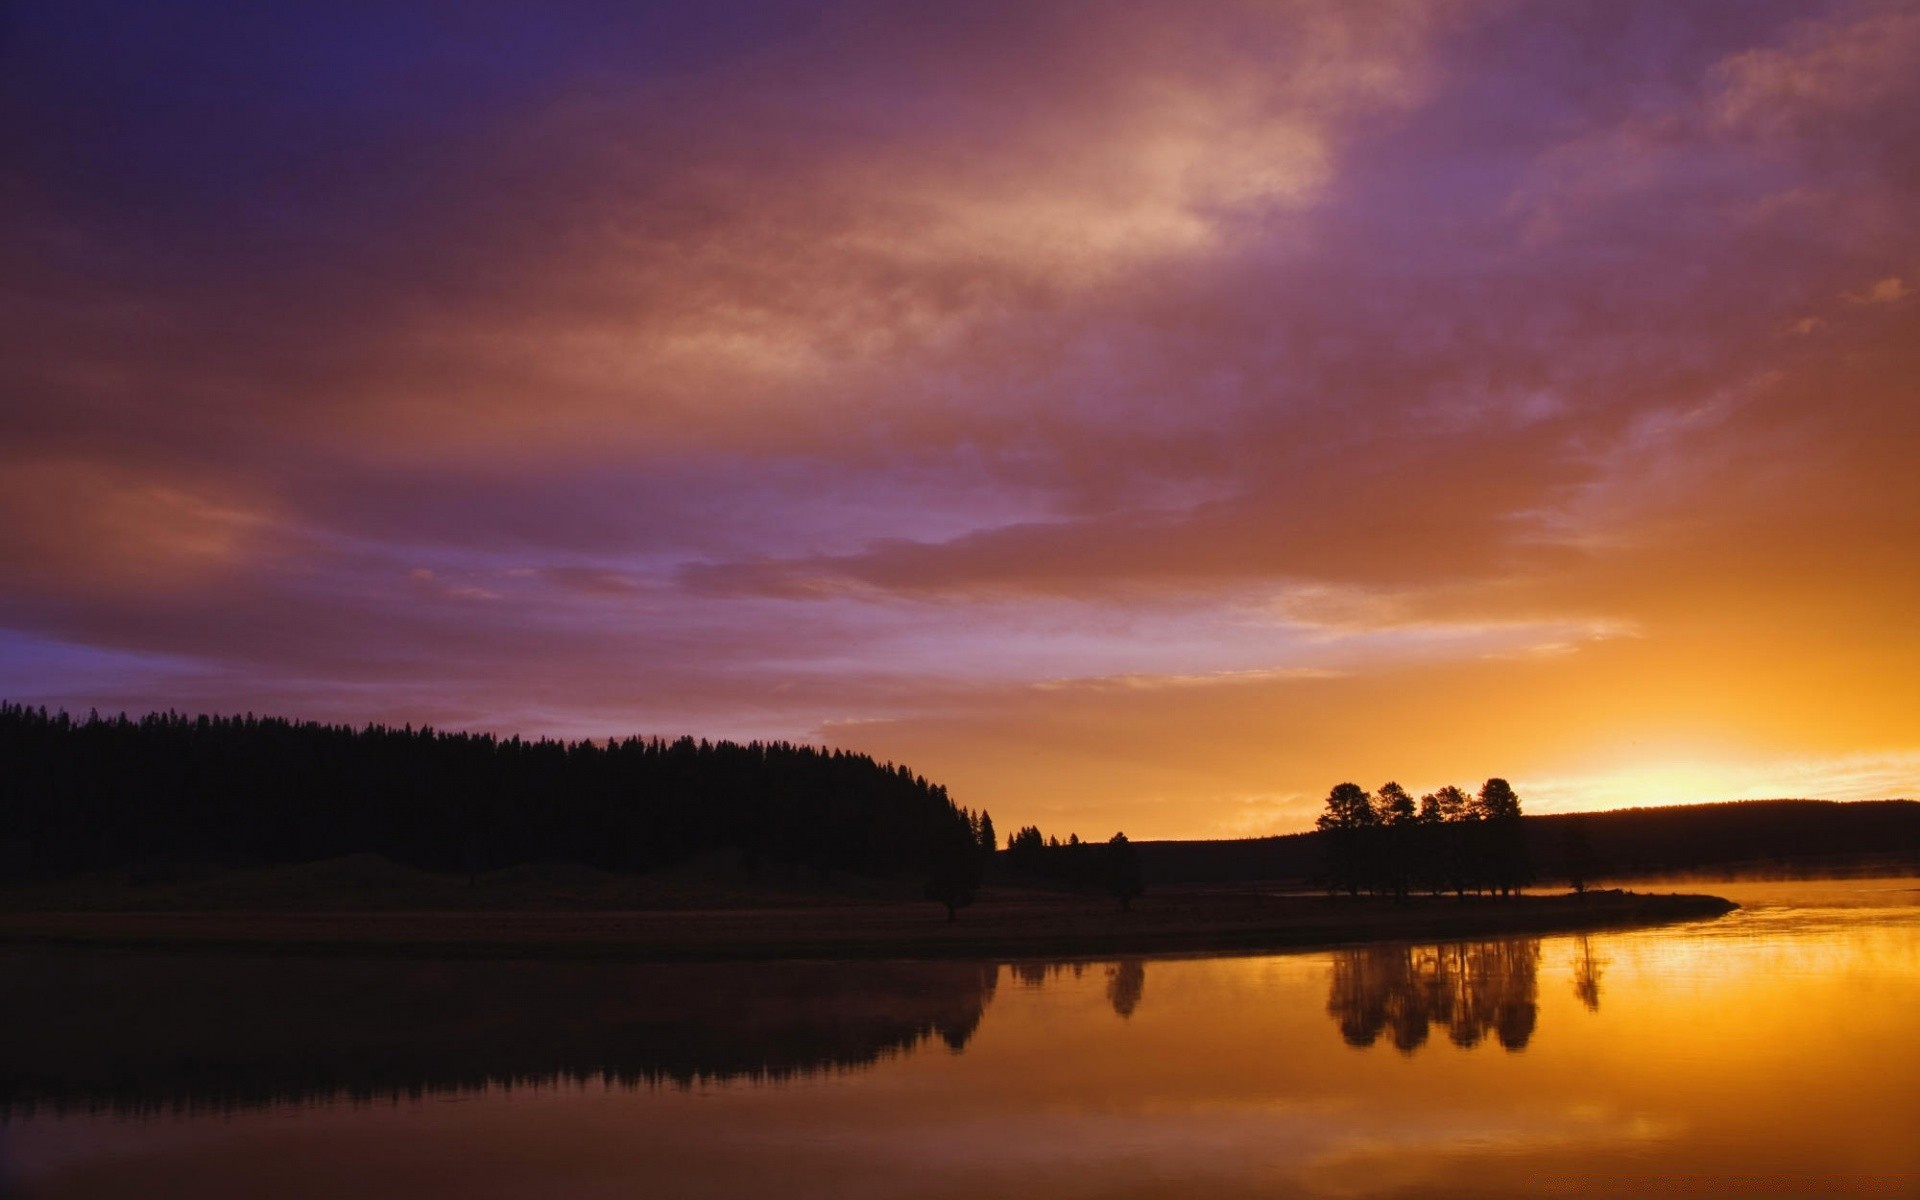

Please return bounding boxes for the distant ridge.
[1135,799,1920,886]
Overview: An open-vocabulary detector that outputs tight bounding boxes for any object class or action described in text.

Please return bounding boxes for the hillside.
[1135,799,1920,887]
[0,705,988,887]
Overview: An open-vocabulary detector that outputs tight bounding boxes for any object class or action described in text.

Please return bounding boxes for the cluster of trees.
[0,705,977,891]
[1315,778,1530,899]
[1003,825,1144,910]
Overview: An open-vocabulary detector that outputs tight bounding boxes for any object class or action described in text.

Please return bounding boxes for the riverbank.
[0,888,1736,961]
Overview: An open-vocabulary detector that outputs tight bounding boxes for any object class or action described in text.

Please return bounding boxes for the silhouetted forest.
[1133,798,1920,887]
[0,705,990,887]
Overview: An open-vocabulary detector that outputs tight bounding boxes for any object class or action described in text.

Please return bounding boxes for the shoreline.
[0,889,1736,962]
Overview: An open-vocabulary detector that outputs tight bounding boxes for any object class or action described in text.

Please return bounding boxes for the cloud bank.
[3,0,1915,834]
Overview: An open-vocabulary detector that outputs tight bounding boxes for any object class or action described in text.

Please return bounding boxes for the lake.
[3,879,1916,1199]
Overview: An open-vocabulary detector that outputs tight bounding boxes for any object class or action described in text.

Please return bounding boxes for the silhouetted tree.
[1422,784,1475,895]
[1316,782,1376,895]
[1559,820,1598,894]
[1475,778,1530,895]
[1002,823,1113,892]
[1477,777,1523,821]
[924,814,984,921]
[1100,832,1145,912]
[1006,825,1046,877]
[1377,781,1416,824]
[1376,781,1417,902]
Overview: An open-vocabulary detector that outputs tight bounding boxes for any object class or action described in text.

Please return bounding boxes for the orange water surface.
[3,879,1916,1199]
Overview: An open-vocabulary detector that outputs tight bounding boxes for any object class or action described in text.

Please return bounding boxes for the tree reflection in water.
[1010,958,1146,1019]
[1570,934,1604,1013]
[1010,960,1087,988]
[0,951,1000,1118]
[1326,939,1540,1053]
[1105,960,1145,1018]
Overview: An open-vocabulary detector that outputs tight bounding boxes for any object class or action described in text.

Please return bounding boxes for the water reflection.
[1010,958,1147,1019]
[1009,959,1086,988]
[0,951,998,1118]
[1326,939,1540,1052]
[1105,960,1145,1018]
[1570,934,1604,1012]
[8,883,1919,1200]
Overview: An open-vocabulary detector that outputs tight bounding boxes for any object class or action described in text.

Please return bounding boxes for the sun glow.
[2,1,1916,837]
[1526,751,1920,816]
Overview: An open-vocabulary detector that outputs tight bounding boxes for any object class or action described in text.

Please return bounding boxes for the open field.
[0,887,1735,962]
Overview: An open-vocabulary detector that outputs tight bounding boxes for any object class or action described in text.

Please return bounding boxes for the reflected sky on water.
[3,879,1917,1199]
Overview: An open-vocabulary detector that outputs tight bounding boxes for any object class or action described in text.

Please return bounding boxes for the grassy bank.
[0,887,1736,962]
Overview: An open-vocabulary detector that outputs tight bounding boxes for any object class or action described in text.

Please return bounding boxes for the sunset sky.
[3,1,1915,838]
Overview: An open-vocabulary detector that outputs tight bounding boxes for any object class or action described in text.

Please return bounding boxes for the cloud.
[1711,5,1920,136]
[1846,276,1910,304]
[1031,666,1347,693]
[2,0,1917,835]
[0,458,280,595]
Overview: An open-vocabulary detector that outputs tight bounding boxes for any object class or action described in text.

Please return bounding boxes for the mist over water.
[4,880,1917,1199]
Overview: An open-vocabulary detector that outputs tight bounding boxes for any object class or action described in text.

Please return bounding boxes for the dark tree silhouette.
[1559,820,1599,894]
[0,705,972,889]
[1418,784,1473,896]
[1006,825,1047,877]
[1306,777,1531,898]
[1377,781,1416,824]
[1475,778,1530,895]
[1477,777,1522,821]
[1100,832,1145,912]
[1376,781,1417,902]
[1000,823,1126,897]
[924,814,984,921]
[1315,782,1377,895]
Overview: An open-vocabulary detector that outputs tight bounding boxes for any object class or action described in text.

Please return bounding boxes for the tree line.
[1002,824,1145,910]
[1315,778,1530,899]
[0,704,983,889]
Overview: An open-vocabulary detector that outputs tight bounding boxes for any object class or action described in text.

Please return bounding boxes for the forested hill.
[1135,798,1920,886]
[0,705,983,883]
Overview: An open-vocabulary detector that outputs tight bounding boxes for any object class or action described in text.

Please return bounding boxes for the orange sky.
[2,1,1915,837]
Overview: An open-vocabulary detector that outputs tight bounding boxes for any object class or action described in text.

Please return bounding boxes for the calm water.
[3,879,1917,1199]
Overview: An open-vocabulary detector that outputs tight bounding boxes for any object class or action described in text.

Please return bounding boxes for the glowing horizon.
[2,1,1916,838]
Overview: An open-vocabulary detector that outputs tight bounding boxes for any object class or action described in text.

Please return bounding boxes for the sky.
[2,0,1916,838]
